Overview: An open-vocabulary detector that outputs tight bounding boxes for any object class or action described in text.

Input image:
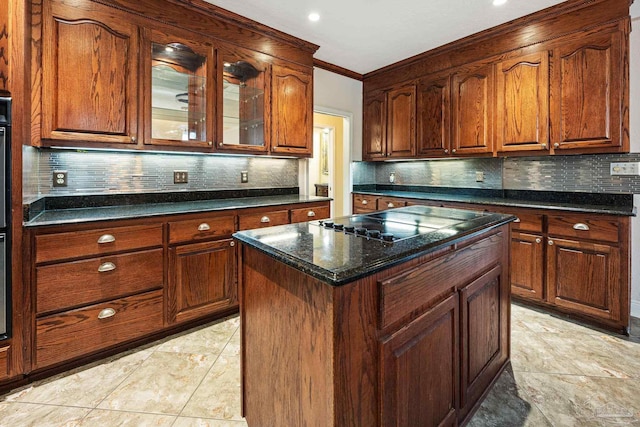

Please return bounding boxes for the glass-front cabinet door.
[144,29,215,148]
[217,48,269,153]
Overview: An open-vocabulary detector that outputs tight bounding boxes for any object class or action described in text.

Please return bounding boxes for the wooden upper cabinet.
[363,92,386,160]
[41,2,139,145]
[142,28,216,149]
[386,84,416,158]
[216,46,269,154]
[550,30,624,152]
[0,0,8,92]
[271,64,313,156]
[451,63,494,155]
[496,51,550,153]
[417,75,450,157]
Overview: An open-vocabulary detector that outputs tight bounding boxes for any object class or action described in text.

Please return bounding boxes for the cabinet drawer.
[548,214,619,243]
[353,194,379,211]
[0,346,8,380]
[169,215,235,244]
[377,197,407,210]
[36,224,163,263]
[35,290,163,369]
[239,210,289,230]
[290,205,330,223]
[501,211,543,232]
[36,249,163,314]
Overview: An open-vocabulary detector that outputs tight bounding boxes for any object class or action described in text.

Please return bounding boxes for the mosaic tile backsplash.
[353,153,640,194]
[23,147,299,200]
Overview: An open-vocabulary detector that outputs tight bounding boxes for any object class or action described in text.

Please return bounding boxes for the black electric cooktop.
[314,206,487,243]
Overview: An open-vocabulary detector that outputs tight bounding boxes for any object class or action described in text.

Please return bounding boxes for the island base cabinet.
[0,346,8,380]
[380,293,459,427]
[168,239,237,324]
[459,265,509,422]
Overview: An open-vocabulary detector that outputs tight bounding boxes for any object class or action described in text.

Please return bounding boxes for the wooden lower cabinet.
[380,293,459,427]
[459,265,509,421]
[35,290,163,369]
[510,232,544,300]
[0,346,9,380]
[168,239,237,324]
[353,193,631,332]
[547,237,621,323]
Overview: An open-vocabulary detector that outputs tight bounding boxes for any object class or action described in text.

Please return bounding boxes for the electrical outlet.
[610,162,640,176]
[53,170,67,187]
[241,171,249,183]
[389,172,396,183]
[475,171,484,182]
[173,170,188,184]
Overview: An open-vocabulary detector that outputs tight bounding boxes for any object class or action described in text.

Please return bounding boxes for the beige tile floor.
[0,303,639,427]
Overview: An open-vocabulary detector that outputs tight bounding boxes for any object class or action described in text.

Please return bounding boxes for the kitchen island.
[234,205,515,427]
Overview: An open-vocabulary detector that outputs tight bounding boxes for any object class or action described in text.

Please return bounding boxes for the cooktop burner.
[314,206,484,244]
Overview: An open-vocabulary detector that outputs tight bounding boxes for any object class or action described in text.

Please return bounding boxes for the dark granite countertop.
[353,186,636,216]
[233,205,515,286]
[24,193,332,227]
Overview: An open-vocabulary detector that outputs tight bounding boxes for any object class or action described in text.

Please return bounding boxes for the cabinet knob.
[361,200,368,205]
[98,308,116,319]
[548,240,554,246]
[513,217,521,223]
[98,262,116,273]
[572,223,590,231]
[198,223,211,231]
[554,143,560,149]
[97,234,116,244]
[130,136,136,143]
[451,149,457,154]
[535,238,542,244]
[307,211,316,217]
[219,142,223,147]
[261,216,270,223]
[541,143,547,149]
[444,149,449,154]
[230,241,235,247]
[387,203,394,208]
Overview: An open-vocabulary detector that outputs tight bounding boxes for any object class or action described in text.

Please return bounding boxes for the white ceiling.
[204,0,572,75]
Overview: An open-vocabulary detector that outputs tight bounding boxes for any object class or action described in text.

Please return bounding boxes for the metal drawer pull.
[98,262,116,273]
[98,308,116,319]
[535,238,542,244]
[387,203,394,208]
[97,234,115,244]
[573,223,590,231]
[307,211,316,217]
[198,223,211,231]
[361,200,368,205]
[261,216,270,223]
[513,217,521,223]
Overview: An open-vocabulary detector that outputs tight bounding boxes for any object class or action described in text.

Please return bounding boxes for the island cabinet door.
[168,239,237,324]
[380,293,459,427]
[459,264,509,422]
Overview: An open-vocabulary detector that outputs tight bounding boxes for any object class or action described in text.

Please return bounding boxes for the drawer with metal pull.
[290,205,331,223]
[168,215,235,244]
[377,197,408,210]
[353,194,379,213]
[547,214,620,243]
[36,249,163,314]
[35,224,163,263]
[238,210,289,230]
[35,289,163,369]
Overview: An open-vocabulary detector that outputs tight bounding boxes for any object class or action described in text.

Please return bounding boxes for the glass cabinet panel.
[149,36,212,147]
[220,54,267,151]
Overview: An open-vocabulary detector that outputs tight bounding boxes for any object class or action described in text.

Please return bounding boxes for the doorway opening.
[308,109,352,217]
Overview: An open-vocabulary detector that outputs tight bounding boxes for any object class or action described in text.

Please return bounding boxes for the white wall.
[630,2,640,317]
[313,68,363,161]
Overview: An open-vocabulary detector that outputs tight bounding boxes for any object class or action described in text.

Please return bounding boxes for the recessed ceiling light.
[493,0,507,5]
[308,12,320,22]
